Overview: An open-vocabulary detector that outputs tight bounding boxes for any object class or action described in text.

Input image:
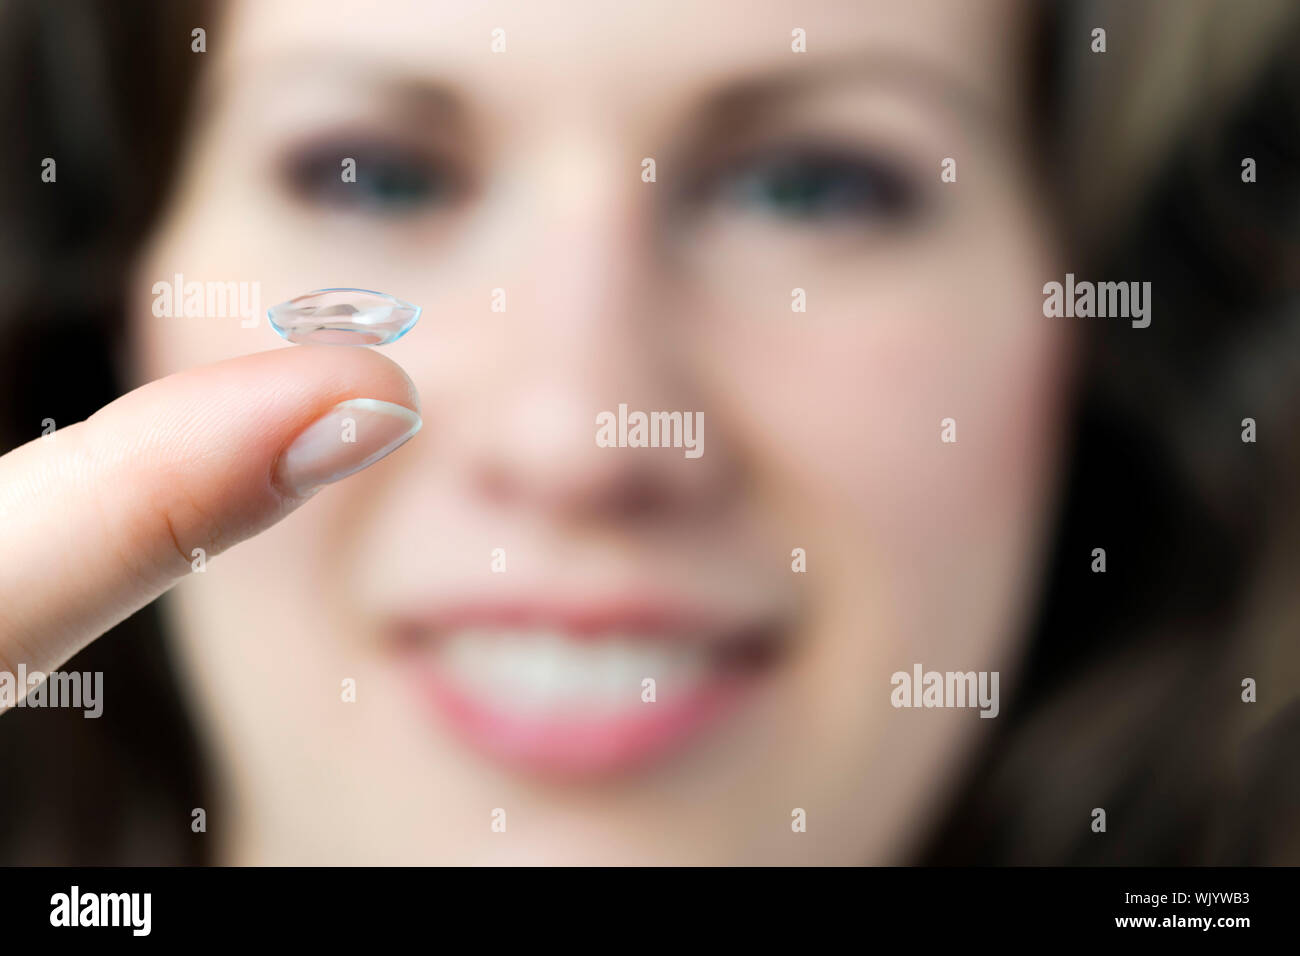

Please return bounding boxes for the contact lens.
[267,288,420,346]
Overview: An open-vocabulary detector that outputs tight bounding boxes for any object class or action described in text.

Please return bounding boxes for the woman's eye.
[280,143,453,215]
[710,150,918,224]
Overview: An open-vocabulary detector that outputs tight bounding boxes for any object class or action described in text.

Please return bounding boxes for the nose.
[437,136,734,524]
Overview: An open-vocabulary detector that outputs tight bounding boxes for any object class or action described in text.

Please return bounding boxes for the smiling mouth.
[391,601,788,776]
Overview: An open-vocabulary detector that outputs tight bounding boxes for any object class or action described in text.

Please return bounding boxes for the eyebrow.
[206,46,1010,137]
[197,53,469,124]
[698,51,1013,136]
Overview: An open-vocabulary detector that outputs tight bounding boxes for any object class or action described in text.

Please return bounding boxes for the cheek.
[701,279,1069,501]
[691,216,1073,646]
[130,212,274,386]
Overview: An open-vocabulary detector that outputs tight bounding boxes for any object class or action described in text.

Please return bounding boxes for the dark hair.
[0,0,214,864]
[1,0,1297,864]
[925,7,1300,862]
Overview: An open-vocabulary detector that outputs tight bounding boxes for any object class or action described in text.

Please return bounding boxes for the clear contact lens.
[267,288,420,346]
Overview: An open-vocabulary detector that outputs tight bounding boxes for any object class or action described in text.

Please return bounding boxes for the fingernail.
[275,398,421,496]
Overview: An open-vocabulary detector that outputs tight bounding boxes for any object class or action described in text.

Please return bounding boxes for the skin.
[1,0,1073,864]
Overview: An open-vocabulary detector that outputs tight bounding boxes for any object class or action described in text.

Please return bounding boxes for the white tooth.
[593,642,636,712]
[561,641,598,704]
[494,632,532,692]
[521,632,567,707]
[605,639,647,702]
[635,649,670,688]
[434,628,716,715]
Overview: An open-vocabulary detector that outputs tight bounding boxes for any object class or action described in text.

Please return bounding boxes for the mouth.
[390,599,788,777]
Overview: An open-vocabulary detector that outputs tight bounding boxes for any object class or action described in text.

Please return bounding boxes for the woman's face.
[133,0,1070,863]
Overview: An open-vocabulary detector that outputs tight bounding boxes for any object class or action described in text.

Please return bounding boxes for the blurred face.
[133,0,1070,863]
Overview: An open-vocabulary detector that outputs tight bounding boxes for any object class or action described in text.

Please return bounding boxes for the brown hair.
[925,0,1300,863]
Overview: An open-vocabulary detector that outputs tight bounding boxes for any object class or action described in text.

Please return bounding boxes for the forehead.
[217,0,1028,119]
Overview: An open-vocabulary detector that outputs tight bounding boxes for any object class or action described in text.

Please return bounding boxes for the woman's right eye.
[279,141,457,216]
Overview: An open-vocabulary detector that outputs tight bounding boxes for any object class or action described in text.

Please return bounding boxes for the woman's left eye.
[280,142,454,215]
[710,150,918,224]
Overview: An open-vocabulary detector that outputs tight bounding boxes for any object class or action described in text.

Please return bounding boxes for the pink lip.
[390,597,781,776]
[414,668,752,777]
